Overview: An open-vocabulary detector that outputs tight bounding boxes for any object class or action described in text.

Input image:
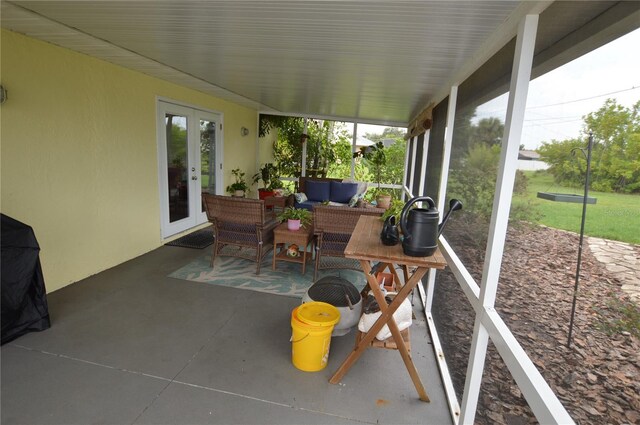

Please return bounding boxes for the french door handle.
[191,176,198,181]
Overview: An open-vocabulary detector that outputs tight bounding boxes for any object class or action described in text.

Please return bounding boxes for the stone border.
[588,237,640,304]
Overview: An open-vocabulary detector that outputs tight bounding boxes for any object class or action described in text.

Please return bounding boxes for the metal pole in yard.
[567,133,594,348]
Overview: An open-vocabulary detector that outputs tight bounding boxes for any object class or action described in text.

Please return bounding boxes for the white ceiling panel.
[2,1,536,125]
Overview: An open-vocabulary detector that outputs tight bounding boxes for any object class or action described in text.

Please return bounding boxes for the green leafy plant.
[261,115,338,180]
[226,168,249,194]
[380,199,406,222]
[268,177,284,191]
[277,207,312,227]
[539,99,640,194]
[354,141,387,191]
[252,163,278,189]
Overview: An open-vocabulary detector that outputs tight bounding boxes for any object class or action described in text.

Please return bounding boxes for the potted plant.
[380,199,405,223]
[226,168,249,197]
[253,163,278,200]
[354,141,391,209]
[268,177,286,197]
[277,207,312,231]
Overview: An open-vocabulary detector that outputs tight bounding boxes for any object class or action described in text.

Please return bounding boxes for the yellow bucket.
[291,302,340,372]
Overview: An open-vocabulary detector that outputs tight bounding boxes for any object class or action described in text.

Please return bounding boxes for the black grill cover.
[308,276,361,307]
[1,214,50,344]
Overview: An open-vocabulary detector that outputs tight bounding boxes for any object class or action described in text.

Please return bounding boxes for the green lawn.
[513,171,640,244]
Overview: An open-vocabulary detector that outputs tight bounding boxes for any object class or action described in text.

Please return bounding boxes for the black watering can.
[399,197,462,257]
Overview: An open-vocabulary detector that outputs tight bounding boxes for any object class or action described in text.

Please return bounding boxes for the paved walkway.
[588,237,640,304]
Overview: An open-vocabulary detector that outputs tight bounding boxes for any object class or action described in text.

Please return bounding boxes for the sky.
[474,27,640,150]
[358,27,640,150]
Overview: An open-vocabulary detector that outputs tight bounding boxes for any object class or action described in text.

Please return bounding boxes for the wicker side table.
[272,222,314,275]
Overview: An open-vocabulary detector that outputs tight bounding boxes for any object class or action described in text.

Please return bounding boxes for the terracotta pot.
[377,194,392,209]
[287,219,301,231]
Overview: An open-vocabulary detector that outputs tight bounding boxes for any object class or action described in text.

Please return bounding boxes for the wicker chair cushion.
[330,181,358,203]
[305,180,331,202]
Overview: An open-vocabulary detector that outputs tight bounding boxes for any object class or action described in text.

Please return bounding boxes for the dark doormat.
[165,227,214,249]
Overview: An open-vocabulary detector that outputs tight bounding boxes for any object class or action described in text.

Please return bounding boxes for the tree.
[450,107,477,167]
[365,127,405,143]
[382,139,407,185]
[263,115,339,180]
[470,117,504,147]
[447,111,530,240]
[364,127,406,186]
[539,99,640,193]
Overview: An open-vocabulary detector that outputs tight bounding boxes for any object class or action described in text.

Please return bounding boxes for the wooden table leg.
[389,265,403,292]
[377,268,430,402]
[330,261,431,401]
[301,243,307,275]
[329,261,380,384]
[272,241,278,270]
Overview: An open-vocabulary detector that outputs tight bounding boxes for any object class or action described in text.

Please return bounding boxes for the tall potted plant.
[253,163,278,200]
[226,168,249,197]
[269,177,285,197]
[354,141,391,209]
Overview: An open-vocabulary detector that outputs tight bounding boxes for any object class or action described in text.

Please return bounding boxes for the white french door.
[157,100,223,238]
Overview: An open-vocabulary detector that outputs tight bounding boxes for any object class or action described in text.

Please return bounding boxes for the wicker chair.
[202,194,278,275]
[312,204,385,281]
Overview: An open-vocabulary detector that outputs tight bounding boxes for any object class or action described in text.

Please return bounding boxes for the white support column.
[459,317,490,425]
[301,118,308,177]
[437,86,458,213]
[481,309,574,424]
[480,14,538,307]
[418,130,429,196]
[402,137,412,200]
[459,15,539,425]
[408,136,418,196]
[351,123,358,179]
[418,130,431,309]
[426,86,459,314]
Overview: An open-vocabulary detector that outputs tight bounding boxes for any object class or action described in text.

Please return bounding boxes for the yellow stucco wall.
[0,30,258,292]
[257,129,277,169]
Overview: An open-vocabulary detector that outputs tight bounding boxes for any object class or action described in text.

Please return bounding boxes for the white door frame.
[157,99,223,238]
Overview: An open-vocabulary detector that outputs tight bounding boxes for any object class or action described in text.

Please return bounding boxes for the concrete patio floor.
[1,244,451,424]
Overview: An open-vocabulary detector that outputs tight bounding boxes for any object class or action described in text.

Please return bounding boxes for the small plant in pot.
[373,188,392,210]
[277,207,312,231]
[226,168,249,197]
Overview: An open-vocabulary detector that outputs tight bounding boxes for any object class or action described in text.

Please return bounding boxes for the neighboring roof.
[519,150,541,160]
[2,1,638,125]
[355,135,375,148]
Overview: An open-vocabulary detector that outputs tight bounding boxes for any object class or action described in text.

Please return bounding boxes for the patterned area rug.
[165,228,214,249]
[168,252,367,298]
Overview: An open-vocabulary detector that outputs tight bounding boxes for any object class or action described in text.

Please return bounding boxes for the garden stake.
[567,133,594,348]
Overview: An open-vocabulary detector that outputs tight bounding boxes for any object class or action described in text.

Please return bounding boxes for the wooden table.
[329,215,447,402]
[272,222,314,275]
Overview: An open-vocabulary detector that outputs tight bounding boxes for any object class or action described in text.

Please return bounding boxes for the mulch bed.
[432,223,640,425]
